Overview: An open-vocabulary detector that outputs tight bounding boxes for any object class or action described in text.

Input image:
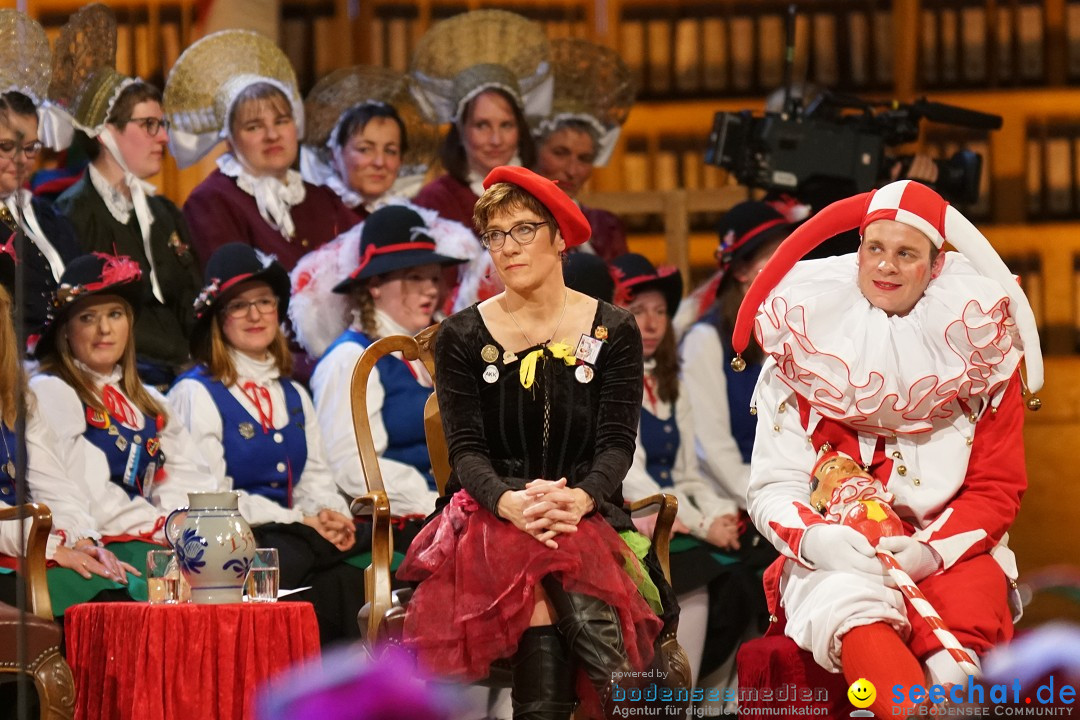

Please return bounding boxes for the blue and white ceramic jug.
[165,491,255,604]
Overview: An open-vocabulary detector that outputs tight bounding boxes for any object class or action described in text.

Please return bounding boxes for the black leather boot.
[541,577,636,717]
[511,625,577,720]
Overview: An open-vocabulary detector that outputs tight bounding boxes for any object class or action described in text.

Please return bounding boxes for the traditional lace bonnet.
[44,4,124,145]
[163,29,302,169]
[301,66,437,188]
[409,10,552,126]
[535,38,636,167]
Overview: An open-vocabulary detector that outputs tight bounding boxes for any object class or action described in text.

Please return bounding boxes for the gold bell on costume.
[163,29,302,169]
[538,38,637,167]
[300,65,439,202]
[409,9,553,126]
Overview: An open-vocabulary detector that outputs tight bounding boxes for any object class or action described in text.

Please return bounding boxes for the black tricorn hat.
[191,243,291,351]
[332,205,465,293]
[610,252,683,316]
[34,253,145,360]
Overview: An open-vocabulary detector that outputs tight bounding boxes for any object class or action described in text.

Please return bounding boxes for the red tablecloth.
[65,601,321,720]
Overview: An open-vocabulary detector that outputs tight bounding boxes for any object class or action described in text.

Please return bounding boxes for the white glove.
[799,524,885,577]
[877,536,941,583]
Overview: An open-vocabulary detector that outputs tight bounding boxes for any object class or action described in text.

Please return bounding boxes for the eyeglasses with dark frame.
[123,117,171,137]
[0,140,42,160]
[222,296,279,319]
[480,221,550,252]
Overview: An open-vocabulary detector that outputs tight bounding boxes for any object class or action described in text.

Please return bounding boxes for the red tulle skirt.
[398,490,663,682]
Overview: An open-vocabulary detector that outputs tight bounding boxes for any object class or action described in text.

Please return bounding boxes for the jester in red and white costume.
[733,180,1044,717]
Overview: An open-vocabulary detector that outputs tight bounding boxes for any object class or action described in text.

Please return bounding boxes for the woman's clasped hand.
[497,478,595,549]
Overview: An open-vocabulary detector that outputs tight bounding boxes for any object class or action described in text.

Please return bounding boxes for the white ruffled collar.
[218,152,306,238]
[74,359,124,389]
[755,252,1024,435]
[229,346,280,385]
[88,164,135,224]
[466,154,522,197]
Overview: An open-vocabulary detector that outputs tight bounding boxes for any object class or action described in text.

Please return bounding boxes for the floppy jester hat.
[482,165,591,248]
[729,179,1044,405]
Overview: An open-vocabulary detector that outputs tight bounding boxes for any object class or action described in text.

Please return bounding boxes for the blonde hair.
[0,286,31,430]
[193,312,293,388]
[348,283,378,337]
[38,299,168,425]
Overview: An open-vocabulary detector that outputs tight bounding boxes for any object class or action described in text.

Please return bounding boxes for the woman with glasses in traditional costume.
[28,253,215,605]
[50,8,202,387]
[169,243,363,643]
[410,11,551,238]
[533,39,634,262]
[166,31,359,274]
[398,166,678,719]
[301,67,438,221]
[0,249,142,614]
[0,10,81,338]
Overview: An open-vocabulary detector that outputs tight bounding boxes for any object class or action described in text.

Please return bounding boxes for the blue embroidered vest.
[82,402,165,499]
[641,405,679,488]
[178,366,307,507]
[701,312,760,464]
[319,329,435,489]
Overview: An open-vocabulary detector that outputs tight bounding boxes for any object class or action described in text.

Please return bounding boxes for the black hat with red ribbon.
[191,243,291,351]
[34,252,146,360]
[332,205,466,292]
[610,252,683,316]
[715,201,794,268]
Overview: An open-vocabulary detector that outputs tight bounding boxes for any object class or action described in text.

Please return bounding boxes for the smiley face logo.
[847,678,876,709]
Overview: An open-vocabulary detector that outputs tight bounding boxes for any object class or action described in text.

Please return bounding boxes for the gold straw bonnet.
[537,38,636,167]
[410,10,552,125]
[45,3,124,144]
[302,65,437,177]
[0,10,51,105]
[163,29,301,169]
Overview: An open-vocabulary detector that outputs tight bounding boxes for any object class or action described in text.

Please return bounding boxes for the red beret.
[482,165,592,248]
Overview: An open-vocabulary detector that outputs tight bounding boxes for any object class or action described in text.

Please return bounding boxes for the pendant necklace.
[506,289,568,348]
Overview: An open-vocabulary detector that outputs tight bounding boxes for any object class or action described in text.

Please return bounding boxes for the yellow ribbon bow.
[518,342,578,389]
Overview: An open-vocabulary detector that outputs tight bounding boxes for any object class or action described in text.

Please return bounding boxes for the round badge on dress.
[483,364,500,384]
[238,422,256,440]
[575,365,594,384]
[481,344,499,363]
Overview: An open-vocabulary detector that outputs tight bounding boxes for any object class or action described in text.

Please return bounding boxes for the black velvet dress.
[398,300,677,683]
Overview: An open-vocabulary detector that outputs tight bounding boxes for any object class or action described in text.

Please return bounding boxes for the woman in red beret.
[397,166,678,719]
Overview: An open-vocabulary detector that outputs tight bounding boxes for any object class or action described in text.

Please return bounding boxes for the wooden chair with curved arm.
[349,323,692,690]
[0,502,77,720]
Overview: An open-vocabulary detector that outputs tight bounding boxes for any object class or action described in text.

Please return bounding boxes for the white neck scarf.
[93,132,164,303]
[218,152,306,239]
[228,346,281,385]
[3,191,65,282]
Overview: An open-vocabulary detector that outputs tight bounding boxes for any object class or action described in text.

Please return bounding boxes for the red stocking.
[841,623,923,719]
